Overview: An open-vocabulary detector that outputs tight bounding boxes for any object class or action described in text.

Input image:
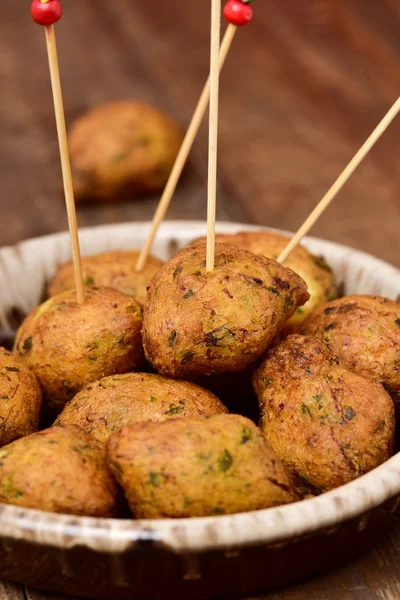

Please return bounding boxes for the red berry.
[31,0,62,26]
[223,0,253,26]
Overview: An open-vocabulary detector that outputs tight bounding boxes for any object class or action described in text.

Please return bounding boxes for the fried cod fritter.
[253,335,395,492]
[0,425,117,516]
[47,250,163,305]
[55,373,228,445]
[69,101,183,202]
[107,414,295,518]
[0,348,42,446]
[14,287,145,416]
[190,231,337,326]
[300,295,400,400]
[143,243,309,377]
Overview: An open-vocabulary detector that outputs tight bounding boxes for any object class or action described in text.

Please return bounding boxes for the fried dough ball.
[252,335,395,492]
[47,250,163,305]
[300,295,400,400]
[0,425,117,516]
[14,287,145,417]
[143,243,309,377]
[107,414,295,518]
[190,231,337,326]
[55,373,228,445]
[0,348,42,446]
[69,101,183,202]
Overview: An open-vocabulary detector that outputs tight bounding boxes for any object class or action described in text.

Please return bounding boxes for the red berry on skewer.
[31,0,62,26]
[223,0,253,26]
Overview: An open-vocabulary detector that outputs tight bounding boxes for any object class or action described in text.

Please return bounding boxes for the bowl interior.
[1,220,400,333]
[0,220,400,554]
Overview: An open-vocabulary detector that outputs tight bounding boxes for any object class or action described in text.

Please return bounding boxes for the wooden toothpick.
[135,1,255,273]
[31,0,85,304]
[206,0,222,272]
[135,24,237,273]
[277,97,400,264]
[44,25,85,303]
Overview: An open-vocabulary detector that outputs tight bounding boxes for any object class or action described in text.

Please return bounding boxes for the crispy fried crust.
[190,231,337,326]
[300,295,400,398]
[14,287,145,416]
[253,335,395,492]
[69,101,183,201]
[55,373,228,444]
[142,243,310,377]
[47,250,163,306]
[0,425,117,516]
[107,414,295,518]
[0,348,42,446]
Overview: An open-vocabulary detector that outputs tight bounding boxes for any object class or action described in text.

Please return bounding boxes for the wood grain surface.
[0,0,400,598]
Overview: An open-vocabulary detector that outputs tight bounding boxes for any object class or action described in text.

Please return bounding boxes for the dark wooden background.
[1,0,400,598]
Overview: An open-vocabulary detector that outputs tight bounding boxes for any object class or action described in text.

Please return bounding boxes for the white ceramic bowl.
[0,220,399,599]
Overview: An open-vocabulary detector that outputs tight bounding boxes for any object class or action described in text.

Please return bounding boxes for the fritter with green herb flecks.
[14,287,145,417]
[252,334,395,493]
[69,101,183,202]
[107,413,295,518]
[190,231,337,327]
[55,373,228,445]
[0,425,117,516]
[300,295,400,401]
[47,250,163,306]
[142,243,309,378]
[0,348,42,446]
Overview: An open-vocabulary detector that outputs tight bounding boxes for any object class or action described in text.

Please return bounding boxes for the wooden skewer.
[135,24,237,273]
[206,0,222,272]
[44,24,85,303]
[278,97,400,265]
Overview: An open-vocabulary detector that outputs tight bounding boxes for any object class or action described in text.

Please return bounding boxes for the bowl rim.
[1,219,400,555]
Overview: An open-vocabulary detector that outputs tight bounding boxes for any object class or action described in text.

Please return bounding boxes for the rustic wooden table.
[1,0,400,598]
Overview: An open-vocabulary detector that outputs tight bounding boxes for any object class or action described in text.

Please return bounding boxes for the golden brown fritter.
[55,373,228,445]
[253,335,395,492]
[0,425,117,516]
[190,231,337,326]
[0,348,42,446]
[14,287,145,416]
[143,243,309,377]
[69,101,183,202]
[107,414,295,518]
[300,295,400,400]
[47,250,163,305]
